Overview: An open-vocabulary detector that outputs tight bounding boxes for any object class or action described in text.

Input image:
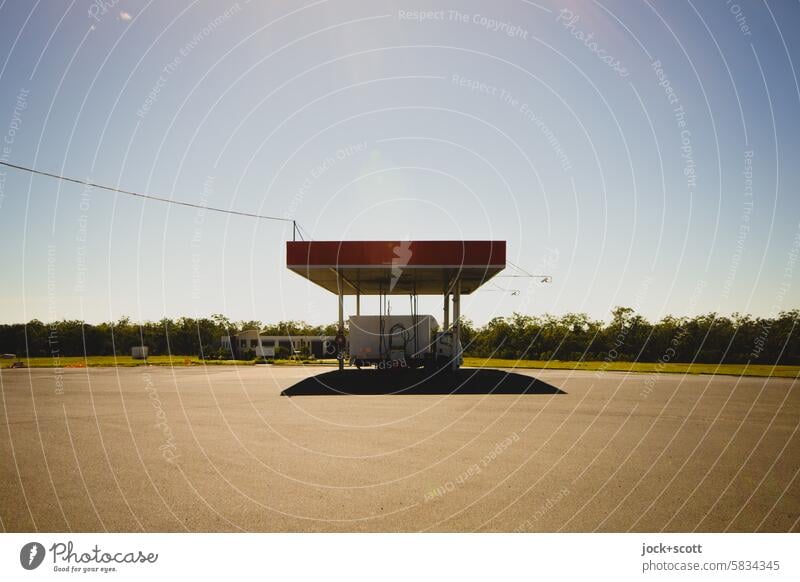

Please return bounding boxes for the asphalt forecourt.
[1,366,797,532]
[4,356,798,379]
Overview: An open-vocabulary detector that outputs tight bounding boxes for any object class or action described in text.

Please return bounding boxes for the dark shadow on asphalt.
[280,368,566,396]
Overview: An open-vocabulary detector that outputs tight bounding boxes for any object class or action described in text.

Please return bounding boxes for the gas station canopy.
[286,240,506,295]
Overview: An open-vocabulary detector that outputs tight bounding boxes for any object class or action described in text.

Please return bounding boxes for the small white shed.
[131,346,149,359]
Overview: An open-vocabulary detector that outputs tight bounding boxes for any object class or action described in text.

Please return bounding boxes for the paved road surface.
[1,366,797,532]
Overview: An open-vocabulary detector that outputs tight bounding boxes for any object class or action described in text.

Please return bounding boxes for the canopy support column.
[452,280,461,370]
[356,292,361,316]
[443,292,450,330]
[337,271,344,371]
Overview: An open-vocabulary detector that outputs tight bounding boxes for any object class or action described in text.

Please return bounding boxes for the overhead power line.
[0,159,295,225]
[502,259,552,282]
[480,282,521,295]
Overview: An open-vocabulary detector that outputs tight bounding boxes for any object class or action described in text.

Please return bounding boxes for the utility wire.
[295,222,313,241]
[481,282,520,295]
[501,259,552,282]
[0,159,294,224]
[507,259,535,277]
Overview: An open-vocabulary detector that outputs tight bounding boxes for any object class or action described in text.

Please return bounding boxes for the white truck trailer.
[348,314,462,369]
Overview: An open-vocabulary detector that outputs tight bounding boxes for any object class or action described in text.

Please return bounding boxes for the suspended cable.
[479,282,521,294]
[499,259,552,282]
[293,221,304,241]
[0,159,294,224]
[295,222,313,241]
[508,259,541,277]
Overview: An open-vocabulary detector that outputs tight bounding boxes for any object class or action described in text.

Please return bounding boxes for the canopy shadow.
[280,368,566,396]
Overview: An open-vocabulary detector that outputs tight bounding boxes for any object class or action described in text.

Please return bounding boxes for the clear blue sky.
[1,0,798,326]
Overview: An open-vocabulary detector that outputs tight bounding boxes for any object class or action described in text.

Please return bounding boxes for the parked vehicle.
[348,315,462,370]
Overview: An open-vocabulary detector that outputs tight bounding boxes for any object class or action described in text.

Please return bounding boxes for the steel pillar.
[452,280,461,370]
[338,271,344,371]
[443,292,450,330]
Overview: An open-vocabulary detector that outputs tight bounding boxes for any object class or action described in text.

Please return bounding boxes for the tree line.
[0,308,796,364]
[460,308,798,365]
[0,315,338,360]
